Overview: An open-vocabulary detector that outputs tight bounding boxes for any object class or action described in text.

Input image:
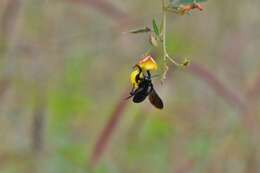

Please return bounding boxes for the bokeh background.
[0,0,260,173]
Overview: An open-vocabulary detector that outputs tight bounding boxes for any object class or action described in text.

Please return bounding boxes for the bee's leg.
[130,89,135,96]
[147,70,152,79]
[125,91,134,100]
[125,86,136,100]
[125,90,137,100]
[125,95,133,100]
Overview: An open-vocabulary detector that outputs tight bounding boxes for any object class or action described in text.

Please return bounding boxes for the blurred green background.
[0,0,260,173]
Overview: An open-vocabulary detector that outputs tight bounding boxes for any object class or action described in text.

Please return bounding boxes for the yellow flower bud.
[138,56,158,71]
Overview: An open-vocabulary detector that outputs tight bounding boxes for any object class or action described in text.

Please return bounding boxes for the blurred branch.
[174,160,194,173]
[246,73,260,101]
[245,148,258,173]
[188,63,246,111]
[189,63,259,134]
[0,152,30,168]
[31,95,46,153]
[68,0,137,26]
[1,0,22,40]
[90,89,130,167]
[242,72,260,133]
[0,0,23,100]
[0,79,10,99]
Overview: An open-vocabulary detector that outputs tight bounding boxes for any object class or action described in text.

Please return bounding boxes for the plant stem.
[161,0,167,61]
[161,0,181,69]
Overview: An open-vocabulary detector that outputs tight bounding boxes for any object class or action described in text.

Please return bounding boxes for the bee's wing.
[149,89,164,109]
[132,87,148,103]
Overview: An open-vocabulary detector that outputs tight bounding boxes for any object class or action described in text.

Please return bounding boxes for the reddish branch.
[1,0,22,40]
[188,63,246,111]
[90,89,130,167]
[246,73,260,100]
[0,0,23,101]
[174,160,195,173]
[0,79,10,98]
[31,94,46,153]
[69,0,136,25]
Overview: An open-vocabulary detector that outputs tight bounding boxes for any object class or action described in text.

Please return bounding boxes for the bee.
[127,65,164,109]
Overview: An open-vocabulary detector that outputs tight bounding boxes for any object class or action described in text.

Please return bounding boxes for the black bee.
[127,65,164,109]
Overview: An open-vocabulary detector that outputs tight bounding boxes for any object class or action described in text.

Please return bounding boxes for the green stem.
[161,0,181,68]
[160,0,169,80]
[161,0,167,61]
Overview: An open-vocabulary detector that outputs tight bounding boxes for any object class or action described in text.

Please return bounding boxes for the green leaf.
[128,27,151,34]
[149,33,159,47]
[170,0,207,5]
[152,19,160,37]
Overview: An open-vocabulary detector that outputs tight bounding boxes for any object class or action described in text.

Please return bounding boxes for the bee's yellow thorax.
[130,68,143,89]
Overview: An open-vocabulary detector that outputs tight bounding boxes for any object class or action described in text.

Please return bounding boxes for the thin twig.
[31,94,46,153]
[246,73,260,100]
[189,63,246,111]
[161,0,167,62]
[90,89,130,167]
[1,0,22,39]
[68,0,136,26]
